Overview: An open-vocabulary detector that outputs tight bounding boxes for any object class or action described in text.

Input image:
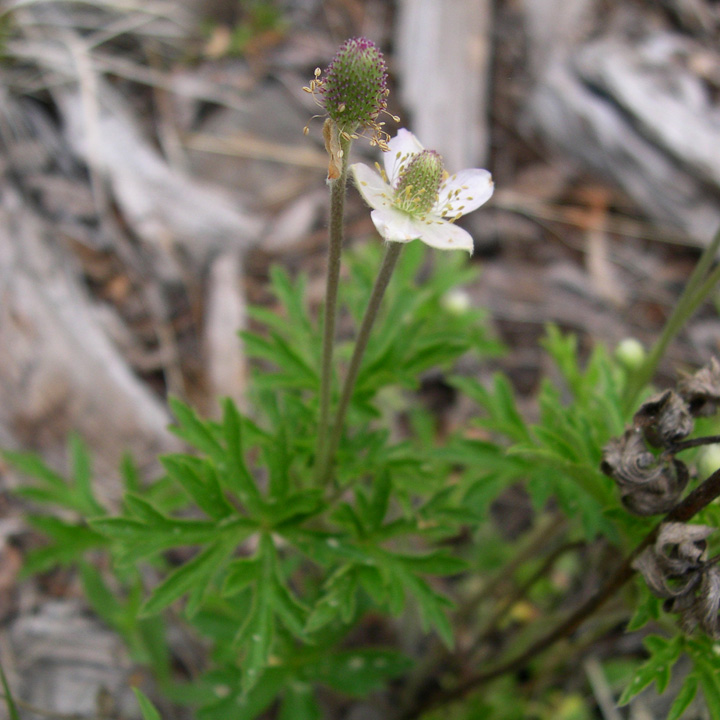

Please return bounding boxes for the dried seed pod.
[633,547,702,600]
[678,357,720,417]
[635,523,720,639]
[633,390,694,448]
[696,567,720,637]
[601,429,689,515]
[655,522,714,574]
[673,568,720,638]
[633,522,714,599]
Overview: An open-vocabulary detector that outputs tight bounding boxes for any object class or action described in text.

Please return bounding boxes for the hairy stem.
[315,135,351,481]
[398,467,720,720]
[318,241,403,486]
[665,434,720,455]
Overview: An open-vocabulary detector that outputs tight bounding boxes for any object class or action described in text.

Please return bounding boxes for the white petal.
[435,169,494,218]
[370,207,423,243]
[416,218,475,253]
[383,129,425,185]
[351,163,394,211]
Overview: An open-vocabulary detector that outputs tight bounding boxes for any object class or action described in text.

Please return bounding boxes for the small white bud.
[615,338,646,371]
[442,288,471,315]
[697,444,720,480]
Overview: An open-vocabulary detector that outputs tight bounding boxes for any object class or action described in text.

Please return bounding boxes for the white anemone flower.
[350,129,493,253]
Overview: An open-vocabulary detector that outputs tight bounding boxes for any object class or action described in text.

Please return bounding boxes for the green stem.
[315,135,351,480]
[624,227,720,412]
[319,241,404,486]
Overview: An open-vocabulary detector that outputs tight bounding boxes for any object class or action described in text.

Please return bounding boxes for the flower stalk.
[315,132,351,480]
[318,241,404,486]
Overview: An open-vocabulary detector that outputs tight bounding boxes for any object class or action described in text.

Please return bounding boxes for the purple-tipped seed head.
[321,37,389,132]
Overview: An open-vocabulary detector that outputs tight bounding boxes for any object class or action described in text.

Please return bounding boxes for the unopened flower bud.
[633,389,694,448]
[601,428,689,515]
[442,289,471,315]
[615,337,646,371]
[697,443,720,480]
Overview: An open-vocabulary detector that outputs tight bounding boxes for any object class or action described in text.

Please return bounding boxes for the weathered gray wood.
[395,0,493,169]
[7,600,142,719]
[57,83,264,270]
[575,35,720,189]
[203,251,248,414]
[0,186,176,480]
[524,8,720,243]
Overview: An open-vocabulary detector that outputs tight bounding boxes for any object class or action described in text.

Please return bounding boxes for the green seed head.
[394,150,444,216]
[321,37,389,133]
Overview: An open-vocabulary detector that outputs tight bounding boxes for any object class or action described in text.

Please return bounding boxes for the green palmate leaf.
[697,665,720,720]
[404,573,454,647]
[237,584,274,692]
[123,493,170,523]
[542,324,583,396]
[279,682,321,720]
[273,577,309,638]
[377,551,456,647]
[5,442,105,517]
[267,266,315,345]
[331,503,365,538]
[619,635,683,705]
[221,398,263,510]
[2,449,67,491]
[626,584,662,632]
[196,666,289,720]
[400,336,468,377]
[69,433,105,516]
[285,528,371,566]
[168,397,226,463]
[305,567,358,632]
[120,452,142,494]
[91,498,254,565]
[160,456,234,520]
[357,564,387,605]
[254,391,292,499]
[452,374,532,444]
[687,638,720,720]
[310,648,413,697]
[223,557,261,597]
[23,516,107,574]
[133,688,162,720]
[225,534,309,693]
[80,561,123,626]
[140,538,237,617]
[265,489,325,526]
[365,470,391,531]
[667,675,699,720]
[241,330,318,389]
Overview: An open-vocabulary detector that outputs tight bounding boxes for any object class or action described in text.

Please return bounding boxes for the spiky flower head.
[304,37,397,151]
[323,37,388,129]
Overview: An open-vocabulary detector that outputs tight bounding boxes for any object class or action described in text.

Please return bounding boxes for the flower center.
[393,150,444,217]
